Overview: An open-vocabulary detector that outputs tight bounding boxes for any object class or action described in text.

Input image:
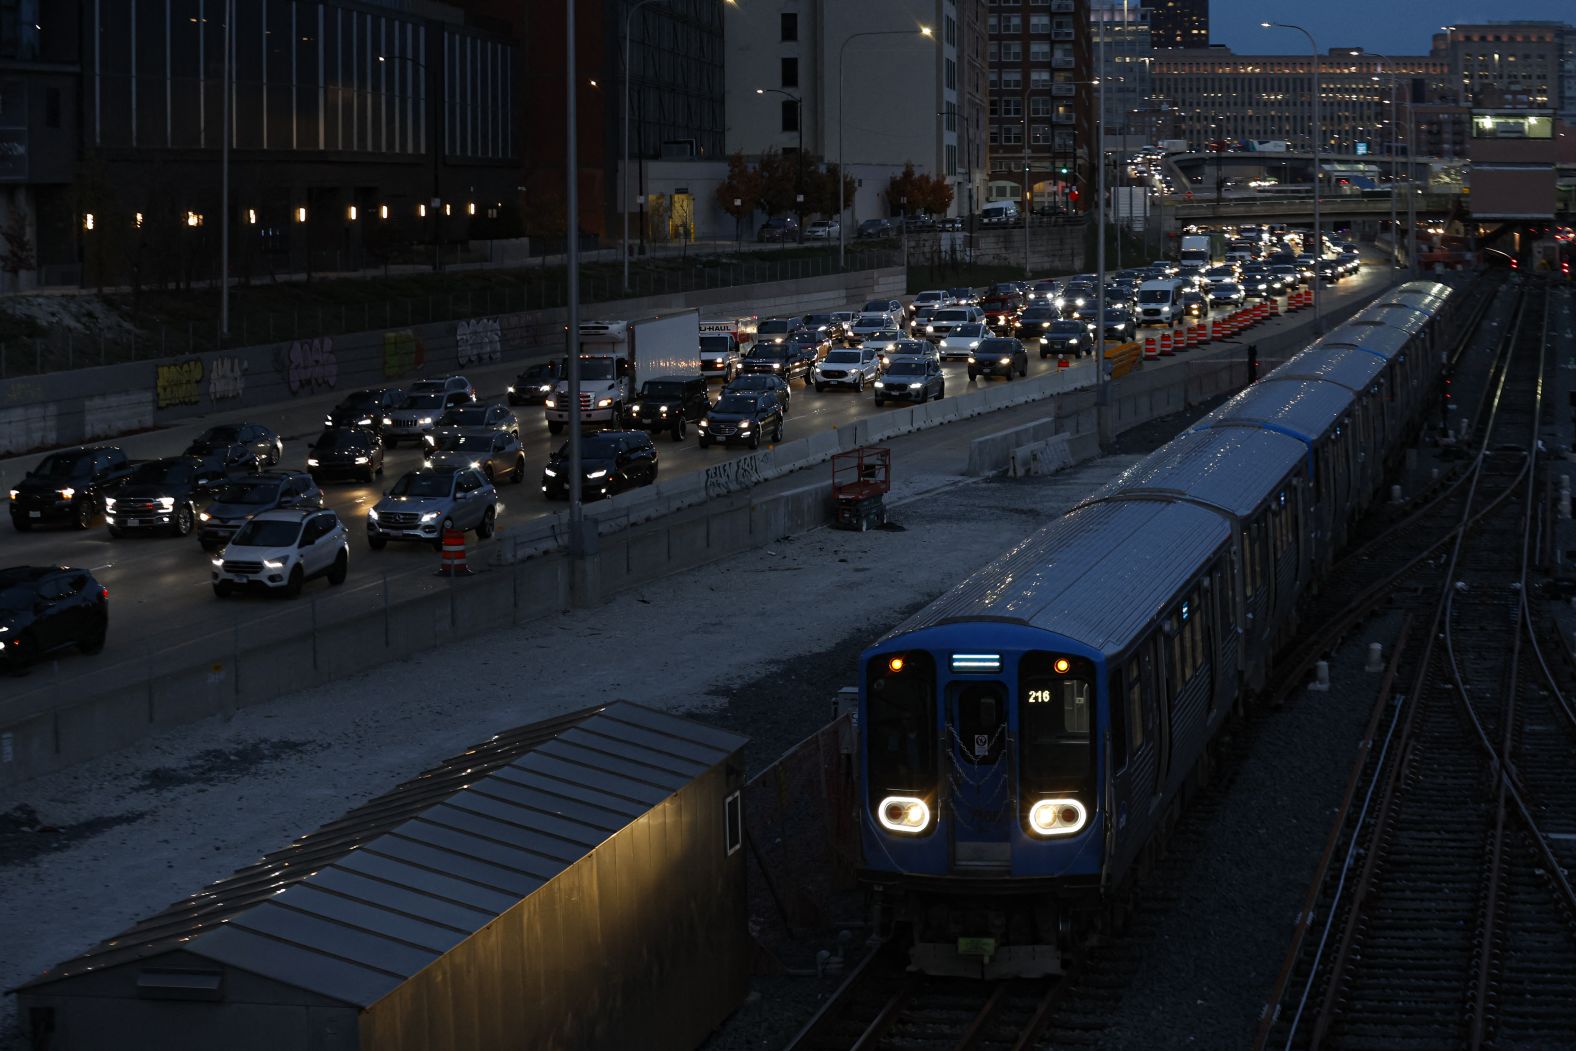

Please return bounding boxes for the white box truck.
[1178,232,1223,268]
[546,309,701,433]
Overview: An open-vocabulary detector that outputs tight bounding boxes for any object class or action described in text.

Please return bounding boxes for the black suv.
[698,392,784,449]
[0,565,108,672]
[9,446,131,532]
[507,360,563,405]
[743,343,813,383]
[307,427,385,484]
[626,375,712,441]
[104,455,232,538]
[186,423,282,468]
[325,388,404,432]
[542,431,659,501]
[197,472,323,552]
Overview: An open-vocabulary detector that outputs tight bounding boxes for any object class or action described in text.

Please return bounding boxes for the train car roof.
[1275,343,1390,390]
[1192,378,1355,445]
[883,500,1229,656]
[1082,427,1306,519]
[1344,308,1431,338]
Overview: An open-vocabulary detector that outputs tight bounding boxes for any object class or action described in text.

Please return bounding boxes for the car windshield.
[978,340,1018,354]
[315,430,366,451]
[564,436,626,458]
[577,358,617,380]
[640,381,687,399]
[804,315,834,326]
[1215,283,1240,294]
[389,473,453,498]
[337,392,379,411]
[31,453,90,479]
[824,351,862,364]
[1022,308,1056,320]
[1049,322,1085,335]
[433,433,493,452]
[211,481,279,505]
[521,363,556,380]
[729,377,776,393]
[868,331,902,342]
[127,461,192,484]
[399,393,445,409]
[1138,289,1173,303]
[442,408,490,426]
[197,425,242,443]
[885,361,926,376]
[854,314,888,326]
[408,381,448,394]
[916,292,944,302]
[862,302,890,312]
[933,310,971,323]
[756,320,794,334]
[713,395,760,414]
[950,324,986,337]
[750,346,788,361]
[890,342,929,355]
[699,335,732,353]
[230,519,302,548]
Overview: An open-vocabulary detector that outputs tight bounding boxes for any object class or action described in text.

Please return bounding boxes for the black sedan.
[1039,320,1091,359]
[325,388,403,432]
[0,565,108,672]
[541,431,658,501]
[873,357,945,405]
[697,392,784,449]
[724,373,791,416]
[1180,291,1212,319]
[507,360,563,405]
[307,427,384,484]
[1103,308,1138,342]
[197,472,323,552]
[1016,304,1061,339]
[186,423,282,468]
[968,337,1029,381]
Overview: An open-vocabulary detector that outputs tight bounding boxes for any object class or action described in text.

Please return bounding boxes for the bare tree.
[0,205,36,289]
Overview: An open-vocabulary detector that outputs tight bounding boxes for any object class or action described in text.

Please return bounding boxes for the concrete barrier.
[1008,433,1076,477]
[966,416,1061,476]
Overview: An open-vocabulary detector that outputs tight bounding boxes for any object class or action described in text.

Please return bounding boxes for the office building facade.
[1146,0,1204,50]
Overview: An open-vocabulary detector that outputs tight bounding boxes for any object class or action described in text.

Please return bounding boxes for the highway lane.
[0,263,1396,684]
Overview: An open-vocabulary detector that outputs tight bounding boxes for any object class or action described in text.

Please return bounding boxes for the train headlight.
[877,795,931,834]
[1028,798,1088,837]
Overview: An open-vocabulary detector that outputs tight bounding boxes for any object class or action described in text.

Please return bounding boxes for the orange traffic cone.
[1058,350,1069,369]
[437,528,471,577]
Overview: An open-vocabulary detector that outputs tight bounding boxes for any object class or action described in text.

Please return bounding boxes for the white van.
[979,201,1021,225]
[1136,278,1185,326]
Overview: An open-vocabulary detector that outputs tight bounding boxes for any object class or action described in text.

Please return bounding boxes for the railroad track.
[1255,278,1576,1050]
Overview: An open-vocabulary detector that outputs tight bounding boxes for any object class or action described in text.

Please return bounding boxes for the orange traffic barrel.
[437,528,471,577]
[1144,335,1158,359]
[1159,331,1173,356]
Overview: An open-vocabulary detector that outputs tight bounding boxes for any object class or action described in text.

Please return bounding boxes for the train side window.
[1164,615,1181,700]
[1125,657,1146,753]
[866,651,936,792]
[1109,669,1128,769]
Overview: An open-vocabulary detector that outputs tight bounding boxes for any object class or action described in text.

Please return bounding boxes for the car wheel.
[512,455,526,484]
[11,514,31,533]
[73,500,93,530]
[855,375,865,393]
[918,387,929,404]
[774,420,784,442]
[212,581,232,598]
[368,535,387,551]
[483,464,495,484]
[874,397,884,407]
[749,431,761,450]
[1019,361,1028,377]
[673,420,686,442]
[171,505,194,537]
[937,383,945,399]
[363,467,375,484]
[327,550,348,586]
[79,619,108,654]
[376,462,384,478]
[284,565,304,598]
[968,369,977,382]
[547,421,564,435]
[815,383,825,393]
[477,507,496,539]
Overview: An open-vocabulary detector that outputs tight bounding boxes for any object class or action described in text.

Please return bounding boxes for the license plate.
[127,518,144,527]
[28,510,40,518]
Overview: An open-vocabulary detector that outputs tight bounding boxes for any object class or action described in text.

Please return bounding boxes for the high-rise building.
[1147,0,1205,51]
[1090,1,1158,147]
[1431,22,1575,122]
[724,0,979,224]
[986,0,1094,213]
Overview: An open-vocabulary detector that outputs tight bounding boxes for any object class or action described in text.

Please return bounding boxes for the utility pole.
[220,0,232,338]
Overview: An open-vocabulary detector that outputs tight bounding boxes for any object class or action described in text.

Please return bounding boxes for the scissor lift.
[831,446,891,531]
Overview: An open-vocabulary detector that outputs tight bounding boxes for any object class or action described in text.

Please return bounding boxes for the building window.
[946,144,957,174]
[945,15,957,46]
[944,100,957,131]
[1001,42,1022,62]
[781,99,798,133]
[1030,15,1051,34]
[1030,69,1051,88]
[1030,96,1051,116]
[1029,42,1050,63]
[1031,124,1052,144]
[1000,123,1023,145]
[1002,69,1022,90]
[780,12,797,42]
[946,58,957,89]
[781,56,798,88]
[1000,96,1022,117]
[1003,15,1022,33]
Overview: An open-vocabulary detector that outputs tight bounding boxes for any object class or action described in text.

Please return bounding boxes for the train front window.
[1019,653,1097,816]
[866,651,936,793]
[953,683,1007,764]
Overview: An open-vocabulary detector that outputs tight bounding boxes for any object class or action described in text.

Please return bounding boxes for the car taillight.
[101,587,109,600]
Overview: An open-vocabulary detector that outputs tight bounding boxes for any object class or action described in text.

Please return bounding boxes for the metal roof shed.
[15,703,749,1051]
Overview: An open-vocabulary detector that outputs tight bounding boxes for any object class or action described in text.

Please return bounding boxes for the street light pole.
[757,88,805,236]
[620,0,667,294]
[1023,108,1030,277]
[1095,17,1107,413]
[1263,21,1321,333]
[221,0,231,337]
[838,26,933,269]
[567,0,585,552]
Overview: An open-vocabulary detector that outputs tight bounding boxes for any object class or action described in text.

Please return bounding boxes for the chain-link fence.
[0,248,902,379]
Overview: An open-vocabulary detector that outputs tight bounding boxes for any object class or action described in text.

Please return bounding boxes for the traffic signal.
[1058,166,1069,175]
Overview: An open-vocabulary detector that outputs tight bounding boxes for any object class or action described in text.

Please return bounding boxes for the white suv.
[211,508,350,598]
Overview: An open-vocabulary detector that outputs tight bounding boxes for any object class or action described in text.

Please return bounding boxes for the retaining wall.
[0,266,906,456]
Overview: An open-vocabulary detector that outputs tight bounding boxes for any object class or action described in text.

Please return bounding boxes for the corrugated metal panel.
[1084,428,1305,517]
[19,703,747,1007]
[887,500,1229,655]
[1341,308,1430,337]
[1195,378,1355,443]
[1276,344,1388,390]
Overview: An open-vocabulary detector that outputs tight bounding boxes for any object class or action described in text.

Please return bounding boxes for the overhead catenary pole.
[567,0,584,551]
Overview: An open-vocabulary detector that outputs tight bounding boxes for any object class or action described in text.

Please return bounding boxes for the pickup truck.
[9,445,133,532]
[104,453,237,539]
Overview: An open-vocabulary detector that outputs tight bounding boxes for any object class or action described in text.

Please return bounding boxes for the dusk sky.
[1209,0,1576,56]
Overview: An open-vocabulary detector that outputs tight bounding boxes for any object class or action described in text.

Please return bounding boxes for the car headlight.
[597,398,614,408]
[769,363,780,370]
[307,457,320,467]
[909,382,923,389]
[538,384,552,393]
[876,795,931,834]
[967,356,976,364]
[545,398,556,408]
[1000,357,1011,364]
[659,405,669,413]
[420,511,440,522]
[543,467,559,477]
[630,403,642,413]
[925,325,935,333]
[157,497,175,510]
[58,487,76,500]
[586,468,608,479]
[873,380,885,388]
[698,418,709,427]
[382,416,393,426]
[738,420,751,430]
[367,508,379,520]
[418,417,433,426]
[1027,798,1088,837]
[324,416,334,426]
[103,497,116,510]
[355,456,370,465]
[6,489,15,501]
[210,558,223,568]
[198,511,211,522]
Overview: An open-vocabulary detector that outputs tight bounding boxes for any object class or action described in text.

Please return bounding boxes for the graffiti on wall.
[284,337,338,395]
[456,317,502,367]
[156,359,204,408]
[703,453,768,498]
[208,356,248,402]
[383,330,426,380]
